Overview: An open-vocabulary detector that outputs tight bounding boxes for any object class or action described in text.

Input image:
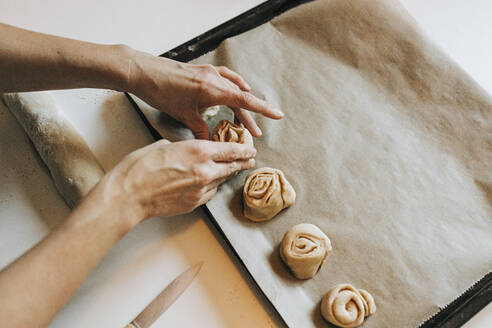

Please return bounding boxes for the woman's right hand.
[100,139,256,224]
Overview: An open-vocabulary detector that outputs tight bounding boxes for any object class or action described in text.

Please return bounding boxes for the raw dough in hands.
[243,167,296,221]
[212,119,254,146]
[201,105,221,120]
[280,223,332,279]
[321,284,376,328]
[2,92,105,208]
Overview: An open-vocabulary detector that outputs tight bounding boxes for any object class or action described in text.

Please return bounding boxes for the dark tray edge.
[419,272,492,328]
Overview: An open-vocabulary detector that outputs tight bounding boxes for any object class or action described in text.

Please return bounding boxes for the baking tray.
[124,0,492,326]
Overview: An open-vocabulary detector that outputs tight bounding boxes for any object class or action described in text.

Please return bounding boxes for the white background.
[0,1,490,327]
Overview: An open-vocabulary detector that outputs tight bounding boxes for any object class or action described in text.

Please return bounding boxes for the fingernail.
[255,126,263,137]
[245,82,252,90]
[248,158,256,167]
[271,108,283,117]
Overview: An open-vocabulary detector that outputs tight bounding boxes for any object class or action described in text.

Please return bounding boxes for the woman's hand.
[0,25,266,328]
[0,24,282,140]
[127,51,284,139]
[102,139,256,223]
[0,22,283,139]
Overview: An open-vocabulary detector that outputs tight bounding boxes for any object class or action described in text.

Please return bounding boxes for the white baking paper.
[134,0,492,326]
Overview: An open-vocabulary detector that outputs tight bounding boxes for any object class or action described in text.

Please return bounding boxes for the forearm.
[0,178,142,328]
[0,23,132,93]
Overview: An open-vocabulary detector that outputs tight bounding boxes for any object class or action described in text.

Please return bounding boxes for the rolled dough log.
[2,92,105,208]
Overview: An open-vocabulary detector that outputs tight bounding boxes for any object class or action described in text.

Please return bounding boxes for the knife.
[125,262,203,328]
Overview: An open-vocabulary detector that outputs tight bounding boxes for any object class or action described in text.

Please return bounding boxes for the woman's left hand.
[127,50,284,139]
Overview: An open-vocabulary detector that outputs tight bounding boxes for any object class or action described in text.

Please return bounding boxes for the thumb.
[188,115,210,140]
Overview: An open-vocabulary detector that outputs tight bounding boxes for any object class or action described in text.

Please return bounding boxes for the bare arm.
[0,23,283,138]
[0,23,282,327]
[0,183,137,328]
[0,22,130,93]
[0,140,256,327]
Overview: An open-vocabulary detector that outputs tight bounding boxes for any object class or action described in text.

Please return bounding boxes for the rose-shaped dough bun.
[280,223,332,279]
[321,284,376,328]
[212,120,253,146]
[358,289,377,317]
[243,167,296,221]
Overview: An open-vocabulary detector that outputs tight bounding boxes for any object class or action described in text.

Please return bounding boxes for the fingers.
[212,71,283,121]
[216,66,251,91]
[206,176,229,192]
[187,114,210,140]
[222,90,284,120]
[208,142,256,162]
[200,160,254,206]
[196,64,283,123]
[232,107,262,137]
[211,158,255,180]
[198,188,217,205]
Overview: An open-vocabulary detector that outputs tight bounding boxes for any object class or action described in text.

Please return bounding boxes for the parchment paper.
[134,0,492,326]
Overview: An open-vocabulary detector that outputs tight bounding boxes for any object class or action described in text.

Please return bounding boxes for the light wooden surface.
[0,1,490,327]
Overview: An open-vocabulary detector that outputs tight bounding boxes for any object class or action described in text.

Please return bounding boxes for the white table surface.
[0,1,491,327]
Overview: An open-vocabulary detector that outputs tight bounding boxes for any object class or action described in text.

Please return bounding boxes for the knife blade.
[125,262,203,328]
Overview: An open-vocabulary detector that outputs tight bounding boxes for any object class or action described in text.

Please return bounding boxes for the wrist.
[100,168,148,226]
[104,44,139,93]
[117,46,154,97]
[73,174,145,235]
[123,49,192,100]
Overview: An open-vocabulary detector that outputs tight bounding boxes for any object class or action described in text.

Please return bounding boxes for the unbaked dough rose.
[243,167,295,221]
[280,223,332,279]
[212,120,253,146]
[321,284,376,328]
